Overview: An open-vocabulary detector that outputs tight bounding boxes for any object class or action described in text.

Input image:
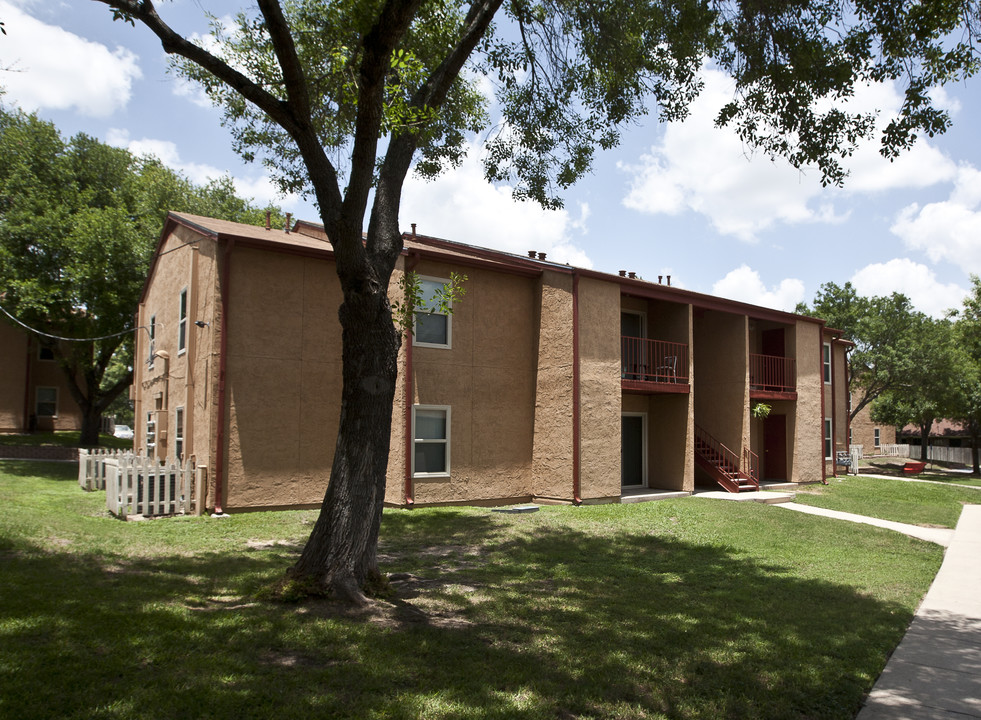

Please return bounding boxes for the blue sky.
[3,0,980,318]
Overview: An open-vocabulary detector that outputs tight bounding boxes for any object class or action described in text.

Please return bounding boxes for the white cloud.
[891,166,981,276]
[711,265,805,312]
[850,258,968,318]
[400,142,593,267]
[620,68,957,240]
[105,129,305,212]
[0,1,142,117]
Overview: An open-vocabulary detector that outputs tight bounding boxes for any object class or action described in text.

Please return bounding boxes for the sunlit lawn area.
[0,430,132,450]
[0,460,951,719]
[857,456,981,488]
[795,472,981,528]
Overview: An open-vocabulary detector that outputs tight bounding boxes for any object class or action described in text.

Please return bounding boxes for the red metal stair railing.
[693,425,759,493]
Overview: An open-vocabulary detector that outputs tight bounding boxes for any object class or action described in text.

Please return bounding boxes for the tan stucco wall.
[0,320,29,432]
[221,247,342,509]
[792,320,823,483]
[850,403,896,453]
[532,271,575,500]
[577,276,621,501]
[408,261,538,505]
[693,310,748,454]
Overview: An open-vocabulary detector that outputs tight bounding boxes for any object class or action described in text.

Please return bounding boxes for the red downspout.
[819,322,828,484]
[572,271,581,504]
[404,250,420,506]
[213,238,234,515]
[830,333,838,479]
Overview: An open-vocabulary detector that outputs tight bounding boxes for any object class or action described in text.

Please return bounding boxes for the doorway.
[763,413,788,481]
[622,413,647,487]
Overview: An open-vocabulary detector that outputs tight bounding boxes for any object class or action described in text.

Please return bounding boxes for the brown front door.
[763,414,787,481]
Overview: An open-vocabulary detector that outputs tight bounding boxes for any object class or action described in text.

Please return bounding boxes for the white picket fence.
[849,444,910,459]
[78,449,204,518]
[850,443,975,466]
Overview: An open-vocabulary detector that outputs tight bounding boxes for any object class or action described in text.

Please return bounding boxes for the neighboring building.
[899,419,974,449]
[849,402,897,455]
[133,211,851,512]
[0,317,84,433]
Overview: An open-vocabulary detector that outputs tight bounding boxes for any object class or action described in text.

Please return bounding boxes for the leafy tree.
[950,276,981,475]
[871,314,958,462]
[797,282,921,421]
[0,107,283,445]
[95,0,981,602]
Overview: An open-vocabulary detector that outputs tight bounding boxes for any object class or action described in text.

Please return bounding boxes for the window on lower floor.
[146,412,156,455]
[412,405,450,477]
[874,428,881,448]
[36,387,57,417]
[824,418,833,459]
[175,407,184,461]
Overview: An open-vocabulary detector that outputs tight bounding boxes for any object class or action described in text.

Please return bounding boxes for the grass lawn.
[795,473,981,528]
[0,430,132,451]
[857,456,981,488]
[0,461,947,720]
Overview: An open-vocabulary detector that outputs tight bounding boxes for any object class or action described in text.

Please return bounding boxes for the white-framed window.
[178,288,188,355]
[412,405,450,477]
[413,276,452,349]
[824,418,833,460]
[874,428,881,449]
[146,412,156,455]
[174,407,184,461]
[148,314,156,368]
[823,343,832,384]
[35,387,57,417]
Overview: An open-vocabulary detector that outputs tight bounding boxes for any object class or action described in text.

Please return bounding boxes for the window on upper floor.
[178,289,188,355]
[148,314,157,368]
[38,345,55,361]
[413,277,452,349]
[412,405,450,477]
[823,343,832,384]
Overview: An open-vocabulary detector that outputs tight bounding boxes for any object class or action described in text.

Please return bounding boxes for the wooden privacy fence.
[78,449,205,518]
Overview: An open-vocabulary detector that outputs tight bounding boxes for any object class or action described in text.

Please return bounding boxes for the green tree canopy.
[96,0,981,602]
[0,106,283,445]
[949,276,981,475]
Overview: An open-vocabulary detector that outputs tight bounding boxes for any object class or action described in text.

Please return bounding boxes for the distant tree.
[0,107,283,445]
[871,314,958,462]
[798,282,920,422]
[97,0,981,603]
[950,276,981,475]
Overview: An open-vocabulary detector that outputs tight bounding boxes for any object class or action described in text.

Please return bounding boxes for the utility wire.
[0,302,149,342]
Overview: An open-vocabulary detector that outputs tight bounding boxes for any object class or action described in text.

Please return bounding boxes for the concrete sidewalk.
[855,503,981,719]
[775,502,955,546]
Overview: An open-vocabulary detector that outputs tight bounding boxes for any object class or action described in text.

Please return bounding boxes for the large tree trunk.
[288,280,401,603]
[919,421,930,462]
[79,408,103,447]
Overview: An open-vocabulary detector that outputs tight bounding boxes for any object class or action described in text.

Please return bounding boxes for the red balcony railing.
[621,337,689,385]
[750,354,796,393]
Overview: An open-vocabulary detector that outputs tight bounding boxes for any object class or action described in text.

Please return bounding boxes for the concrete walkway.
[775,502,956,546]
[849,503,981,719]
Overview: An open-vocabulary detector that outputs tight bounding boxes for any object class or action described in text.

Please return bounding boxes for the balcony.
[749,354,796,399]
[621,337,689,393]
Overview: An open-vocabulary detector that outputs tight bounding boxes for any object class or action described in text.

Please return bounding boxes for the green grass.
[796,473,981,528]
[0,461,950,720]
[0,430,132,450]
[857,456,981,488]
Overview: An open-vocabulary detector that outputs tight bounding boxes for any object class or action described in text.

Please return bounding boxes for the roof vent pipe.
[538,252,547,260]
[667,275,671,286]
[284,213,292,233]
[411,223,417,237]
[265,211,271,231]
[619,270,627,277]
[658,275,663,284]
[528,250,537,258]
[628,272,637,279]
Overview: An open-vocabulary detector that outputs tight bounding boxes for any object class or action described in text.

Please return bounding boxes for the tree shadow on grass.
[0,459,78,480]
[0,505,935,720]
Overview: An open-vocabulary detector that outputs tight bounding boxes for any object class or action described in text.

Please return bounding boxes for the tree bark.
[79,406,103,446]
[919,421,930,462]
[288,274,401,603]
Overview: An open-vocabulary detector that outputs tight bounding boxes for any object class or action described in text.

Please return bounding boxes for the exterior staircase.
[694,424,759,493]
